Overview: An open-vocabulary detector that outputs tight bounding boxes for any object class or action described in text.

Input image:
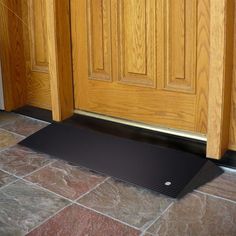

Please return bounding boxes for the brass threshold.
[74,109,207,142]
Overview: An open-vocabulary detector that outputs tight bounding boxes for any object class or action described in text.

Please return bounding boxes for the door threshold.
[74,109,207,142]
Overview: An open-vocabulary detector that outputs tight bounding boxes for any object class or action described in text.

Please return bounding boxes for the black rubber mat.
[20,123,223,198]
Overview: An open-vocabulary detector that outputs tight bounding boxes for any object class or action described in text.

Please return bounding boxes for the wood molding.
[228,3,236,151]
[45,0,73,121]
[207,0,235,159]
[0,0,27,111]
[195,0,210,134]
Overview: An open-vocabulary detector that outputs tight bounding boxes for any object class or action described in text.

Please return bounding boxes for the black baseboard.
[14,106,53,123]
[215,151,236,170]
[14,106,236,170]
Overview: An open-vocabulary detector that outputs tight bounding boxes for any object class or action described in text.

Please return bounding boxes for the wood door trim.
[207,0,235,159]
[45,0,74,121]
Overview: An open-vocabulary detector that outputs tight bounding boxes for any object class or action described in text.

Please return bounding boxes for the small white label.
[165,181,172,186]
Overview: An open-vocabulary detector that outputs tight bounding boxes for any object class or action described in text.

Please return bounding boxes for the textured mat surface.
[20,123,223,198]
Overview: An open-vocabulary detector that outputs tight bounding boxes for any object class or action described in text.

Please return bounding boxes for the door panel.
[117,0,156,87]
[21,0,51,110]
[71,0,210,134]
[87,0,112,81]
[165,0,197,93]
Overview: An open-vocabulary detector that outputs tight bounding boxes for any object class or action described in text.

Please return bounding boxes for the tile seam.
[75,176,110,201]
[194,189,236,204]
[141,202,174,235]
[26,202,73,234]
[0,127,26,138]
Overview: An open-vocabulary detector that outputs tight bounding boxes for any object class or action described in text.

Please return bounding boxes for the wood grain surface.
[0,0,27,110]
[72,0,210,134]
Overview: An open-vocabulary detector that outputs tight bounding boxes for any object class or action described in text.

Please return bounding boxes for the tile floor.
[0,111,236,236]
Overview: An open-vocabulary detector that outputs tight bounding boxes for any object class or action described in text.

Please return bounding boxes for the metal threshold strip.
[74,110,207,142]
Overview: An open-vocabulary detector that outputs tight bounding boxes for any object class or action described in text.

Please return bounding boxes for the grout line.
[0,178,20,191]
[0,158,56,180]
[75,177,110,201]
[22,159,57,179]
[19,178,76,203]
[0,144,24,155]
[140,231,154,236]
[0,127,26,139]
[194,189,236,204]
[76,202,140,231]
[140,202,174,235]
[26,202,73,234]
[0,146,14,154]
[0,168,23,180]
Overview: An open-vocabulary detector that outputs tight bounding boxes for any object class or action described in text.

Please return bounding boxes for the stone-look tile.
[0,112,21,127]
[0,170,17,188]
[25,161,106,200]
[0,129,23,150]
[0,145,53,177]
[27,204,140,236]
[143,233,153,236]
[147,192,236,236]
[198,171,236,202]
[0,180,69,234]
[0,221,24,236]
[78,179,173,230]
[1,116,48,136]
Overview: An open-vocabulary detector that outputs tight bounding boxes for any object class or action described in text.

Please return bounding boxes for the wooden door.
[71,0,210,134]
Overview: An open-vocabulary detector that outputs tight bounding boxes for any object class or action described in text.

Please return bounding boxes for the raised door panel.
[21,0,51,110]
[164,0,197,93]
[117,0,157,87]
[87,0,112,81]
[28,0,48,72]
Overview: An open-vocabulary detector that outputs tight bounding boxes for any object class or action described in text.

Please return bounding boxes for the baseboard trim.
[14,105,53,123]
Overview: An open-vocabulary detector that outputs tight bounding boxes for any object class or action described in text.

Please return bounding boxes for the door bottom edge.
[74,109,207,142]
